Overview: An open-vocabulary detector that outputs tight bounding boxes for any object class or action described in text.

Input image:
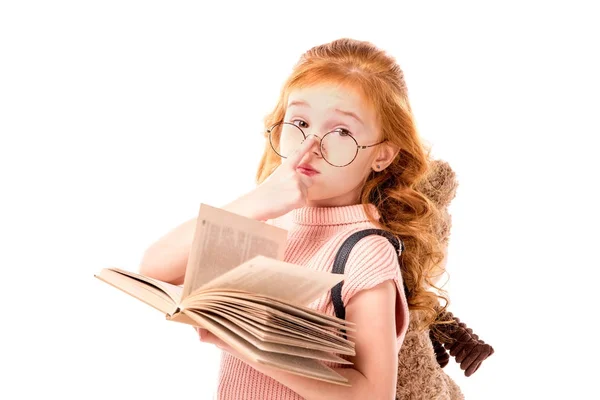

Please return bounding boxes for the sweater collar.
[291,203,380,226]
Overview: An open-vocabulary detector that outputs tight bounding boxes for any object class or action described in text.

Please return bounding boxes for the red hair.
[256,38,448,331]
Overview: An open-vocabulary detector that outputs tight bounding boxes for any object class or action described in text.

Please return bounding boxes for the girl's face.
[283,84,396,207]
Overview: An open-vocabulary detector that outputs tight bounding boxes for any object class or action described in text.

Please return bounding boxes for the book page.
[109,267,183,303]
[187,287,355,329]
[201,300,347,345]
[199,307,352,364]
[209,299,354,348]
[239,292,356,328]
[183,293,356,355]
[186,291,352,337]
[94,268,178,315]
[183,310,350,385]
[194,255,344,307]
[182,204,288,299]
[192,300,354,356]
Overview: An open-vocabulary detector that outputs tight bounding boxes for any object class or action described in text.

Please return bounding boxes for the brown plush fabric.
[417,160,459,209]
[394,159,493,399]
[417,159,458,246]
[397,313,464,400]
[435,311,495,377]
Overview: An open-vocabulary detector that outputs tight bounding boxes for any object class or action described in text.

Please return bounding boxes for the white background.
[1,1,598,399]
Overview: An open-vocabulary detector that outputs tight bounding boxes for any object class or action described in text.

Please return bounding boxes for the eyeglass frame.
[267,121,386,167]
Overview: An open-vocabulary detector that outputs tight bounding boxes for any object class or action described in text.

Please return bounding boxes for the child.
[139,37,449,400]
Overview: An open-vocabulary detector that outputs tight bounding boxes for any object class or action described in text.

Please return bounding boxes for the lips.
[297,164,319,176]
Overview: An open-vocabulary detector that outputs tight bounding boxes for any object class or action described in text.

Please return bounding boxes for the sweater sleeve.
[340,234,410,343]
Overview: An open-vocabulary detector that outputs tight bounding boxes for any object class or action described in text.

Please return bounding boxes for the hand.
[196,327,232,352]
[250,136,318,220]
[196,327,252,365]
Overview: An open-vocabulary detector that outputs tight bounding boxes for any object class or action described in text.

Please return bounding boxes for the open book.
[94,203,356,385]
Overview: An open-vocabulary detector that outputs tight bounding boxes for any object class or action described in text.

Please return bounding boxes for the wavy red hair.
[256,38,449,332]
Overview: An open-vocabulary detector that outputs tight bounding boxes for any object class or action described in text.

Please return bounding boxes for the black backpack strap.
[331,229,405,338]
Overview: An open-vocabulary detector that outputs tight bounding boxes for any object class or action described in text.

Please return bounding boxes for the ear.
[371,142,400,172]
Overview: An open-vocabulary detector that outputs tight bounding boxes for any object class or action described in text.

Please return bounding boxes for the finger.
[198,329,220,345]
[296,174,313,204]
[202,332,231,352]
[196,328,209,340]
[298,173,313,189]
[285,135,317,169]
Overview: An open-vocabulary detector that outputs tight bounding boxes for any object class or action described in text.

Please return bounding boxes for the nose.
[305,134,322,157]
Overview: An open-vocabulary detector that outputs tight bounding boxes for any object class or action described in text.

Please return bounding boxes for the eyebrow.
[287,100,365,126]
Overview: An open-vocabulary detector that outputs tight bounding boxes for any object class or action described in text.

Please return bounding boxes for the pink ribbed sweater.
[215,204,409,400]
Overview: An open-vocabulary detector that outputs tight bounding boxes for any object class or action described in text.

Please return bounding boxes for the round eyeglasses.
[267,121,385,167]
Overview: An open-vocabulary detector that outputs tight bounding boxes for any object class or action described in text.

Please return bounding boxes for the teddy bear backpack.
[330,160,494,400]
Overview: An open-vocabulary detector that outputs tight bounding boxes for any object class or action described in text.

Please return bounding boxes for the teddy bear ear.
[417,159,459,209]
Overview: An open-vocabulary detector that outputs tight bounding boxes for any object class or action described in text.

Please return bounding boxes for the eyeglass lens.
[269,122,358,167]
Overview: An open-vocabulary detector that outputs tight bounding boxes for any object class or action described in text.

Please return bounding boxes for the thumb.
[298,173,314,189]
[196,327,208,339]
[285,135,317,169]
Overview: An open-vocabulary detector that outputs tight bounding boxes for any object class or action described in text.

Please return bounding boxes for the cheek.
[322,163,370,187]
[347,156,373,178]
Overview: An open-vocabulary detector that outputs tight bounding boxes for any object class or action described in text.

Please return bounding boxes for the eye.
[333,128,353,137]
[291,119,308,129]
